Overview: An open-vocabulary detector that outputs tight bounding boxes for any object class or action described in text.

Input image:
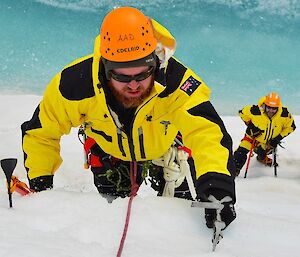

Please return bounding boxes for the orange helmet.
[100,7,157,62]
[264,92,281,107]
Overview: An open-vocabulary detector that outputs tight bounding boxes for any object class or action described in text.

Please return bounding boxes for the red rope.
[116,161,139,257]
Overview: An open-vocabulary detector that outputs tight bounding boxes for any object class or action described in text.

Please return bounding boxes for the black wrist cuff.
[196,172,236,203]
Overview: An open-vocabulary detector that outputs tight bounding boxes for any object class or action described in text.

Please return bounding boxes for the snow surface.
[0,95,299,257]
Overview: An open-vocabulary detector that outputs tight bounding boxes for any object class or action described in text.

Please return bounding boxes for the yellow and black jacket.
[22,24,236,199]
[239,99,296,150]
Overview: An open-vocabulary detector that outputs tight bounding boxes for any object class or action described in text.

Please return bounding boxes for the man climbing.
[22,7,236,229]
[234,92,296,176]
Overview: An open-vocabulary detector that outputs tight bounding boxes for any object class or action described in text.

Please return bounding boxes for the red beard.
[108,79,154,108]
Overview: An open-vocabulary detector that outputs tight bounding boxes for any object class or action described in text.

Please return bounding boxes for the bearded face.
[108,66,154,108]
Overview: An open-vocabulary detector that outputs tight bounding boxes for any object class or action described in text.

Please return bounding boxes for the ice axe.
[273,147,279,177]
[1,158,17,208]
[244,138,256,178]
[191,195,232,251]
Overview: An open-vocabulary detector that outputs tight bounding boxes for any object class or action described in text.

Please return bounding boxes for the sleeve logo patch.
[180,76,201,95]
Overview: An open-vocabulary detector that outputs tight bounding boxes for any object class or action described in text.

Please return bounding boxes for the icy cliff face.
[1,0,300,114]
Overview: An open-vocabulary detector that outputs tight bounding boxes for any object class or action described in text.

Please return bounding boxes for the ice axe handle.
[1,158,18,208]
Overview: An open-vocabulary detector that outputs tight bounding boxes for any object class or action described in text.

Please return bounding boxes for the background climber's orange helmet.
[264,92,281,107]
[100,7,157,62]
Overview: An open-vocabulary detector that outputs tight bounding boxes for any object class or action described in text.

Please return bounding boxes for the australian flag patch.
[180,76,201,95]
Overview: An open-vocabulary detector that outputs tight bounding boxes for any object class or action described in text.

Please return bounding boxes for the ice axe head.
[1,158,17,182]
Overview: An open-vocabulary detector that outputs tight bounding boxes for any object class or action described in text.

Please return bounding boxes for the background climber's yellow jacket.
[239,98,296,144]
[22,22,235,197]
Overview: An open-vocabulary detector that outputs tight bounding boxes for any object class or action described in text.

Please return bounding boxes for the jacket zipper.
[128,94,158,161]
[117,127,126,157]
[138,127,146,159]
[266,120,272,142]
[269,127,275,142]
[264,123,269,141]
[264,119,273,142]
[108,106,126,157]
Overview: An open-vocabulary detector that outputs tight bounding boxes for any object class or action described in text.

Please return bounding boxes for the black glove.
[246,122,263,137]
[204,189,236,230]
[29,175,53,192]
[268,135,283,149]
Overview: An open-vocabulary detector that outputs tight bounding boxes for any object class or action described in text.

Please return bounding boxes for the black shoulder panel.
[281,107,289,117]
[158,57,187,98]
[59,57,95,100]
[154,67,167,87]
[188,101,222,124]
[250,105,261,115]
[187,101,236,177]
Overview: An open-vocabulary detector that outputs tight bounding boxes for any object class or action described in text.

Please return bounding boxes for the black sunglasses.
[265,105,278,111]
[110,66,154,83]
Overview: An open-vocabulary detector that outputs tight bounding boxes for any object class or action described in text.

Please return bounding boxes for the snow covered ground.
[0,95,299,257]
